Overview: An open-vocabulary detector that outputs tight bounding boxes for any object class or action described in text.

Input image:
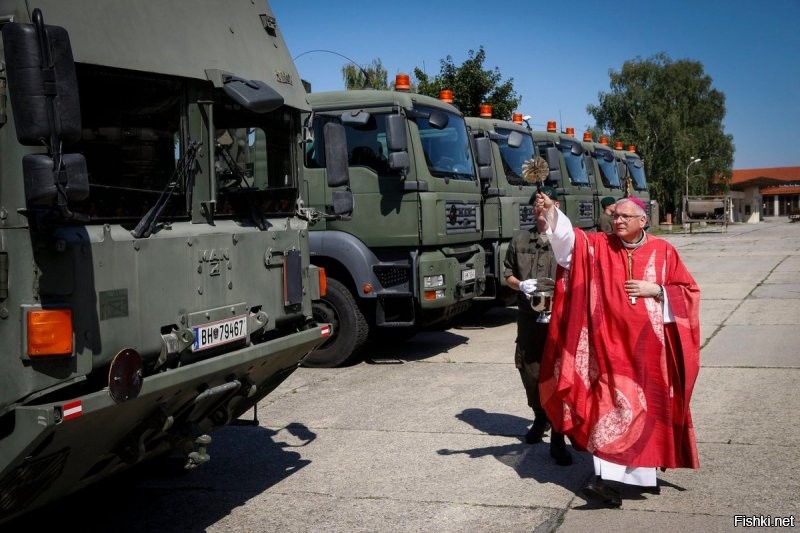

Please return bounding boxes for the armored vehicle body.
[0,0,349,522]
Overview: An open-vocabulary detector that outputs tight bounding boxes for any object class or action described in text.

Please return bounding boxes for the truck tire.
[304,278,369,368]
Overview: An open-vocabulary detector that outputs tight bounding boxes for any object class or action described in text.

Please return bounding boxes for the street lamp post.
[683,157,702,223]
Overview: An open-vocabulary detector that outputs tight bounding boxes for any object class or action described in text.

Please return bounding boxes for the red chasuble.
[539,229,701,469]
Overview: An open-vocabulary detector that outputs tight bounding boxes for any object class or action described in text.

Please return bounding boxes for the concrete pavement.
[9,218,799,532]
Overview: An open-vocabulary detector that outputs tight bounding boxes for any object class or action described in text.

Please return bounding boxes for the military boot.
[549,431,573,466]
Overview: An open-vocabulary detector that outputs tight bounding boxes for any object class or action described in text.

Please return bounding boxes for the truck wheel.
[304,278,369,368]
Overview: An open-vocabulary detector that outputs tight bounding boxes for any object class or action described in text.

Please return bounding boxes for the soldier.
[503,186,572,467]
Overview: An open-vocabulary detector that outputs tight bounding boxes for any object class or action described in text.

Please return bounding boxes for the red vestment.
[539,229,701,469]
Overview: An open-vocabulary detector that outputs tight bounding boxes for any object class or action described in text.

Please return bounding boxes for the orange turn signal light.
[600,136,609,145]
[547,121,557,132]
[318,267,327,297]
[565,127,575,136]
[512,113,523,124]
[628,145,636,153]
[583,132,592,142]
[27,309,73,357]
[439,89,454,103]
[479,104,492,117]
[614,141,624,149]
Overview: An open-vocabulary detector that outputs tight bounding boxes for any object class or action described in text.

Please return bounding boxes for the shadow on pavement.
[2,424,315,533]
[437,407,593,493]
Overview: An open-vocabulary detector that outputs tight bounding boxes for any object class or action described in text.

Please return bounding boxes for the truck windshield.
[74,64,182,222]
[560,139,590,185]
[496,127,537,186]
[626,155,648,190]
[214,101,299,218]
[595,148,621,187]
[416,107,474,181]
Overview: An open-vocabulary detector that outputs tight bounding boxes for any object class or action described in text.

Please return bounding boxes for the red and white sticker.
[320,325,331,337]
[62,400,82,421]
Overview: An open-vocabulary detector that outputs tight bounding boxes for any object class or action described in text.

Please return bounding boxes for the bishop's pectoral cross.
[627,250,636,305]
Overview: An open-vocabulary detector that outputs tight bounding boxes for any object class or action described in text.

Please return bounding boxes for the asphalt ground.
[7,217,800,532]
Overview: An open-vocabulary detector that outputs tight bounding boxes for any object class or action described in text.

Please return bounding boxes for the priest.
[537,196,701,508]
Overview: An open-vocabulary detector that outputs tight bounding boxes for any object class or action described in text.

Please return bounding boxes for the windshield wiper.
[131,140,200,238]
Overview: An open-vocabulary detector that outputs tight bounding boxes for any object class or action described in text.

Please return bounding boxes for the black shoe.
[549,442,573,466]
[583,479,622,508]
[525,419,550,444]
[640,484,661,495]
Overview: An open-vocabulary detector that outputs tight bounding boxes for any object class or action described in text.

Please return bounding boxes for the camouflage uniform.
[503,228,558,416]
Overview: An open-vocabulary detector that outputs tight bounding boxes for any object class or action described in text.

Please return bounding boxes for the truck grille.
[374,266,410,288]
[445,201,479,234]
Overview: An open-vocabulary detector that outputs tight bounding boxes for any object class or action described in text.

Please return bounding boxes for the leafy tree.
[587,53,734,216]
[412,46,520,120]
[342,58,389,90]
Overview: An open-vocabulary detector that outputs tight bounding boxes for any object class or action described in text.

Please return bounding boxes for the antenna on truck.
[294,49,373,89]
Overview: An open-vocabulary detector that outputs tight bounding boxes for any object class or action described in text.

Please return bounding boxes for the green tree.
[587,53,734,216]
[342,58,389,90]
[412,46,520,119]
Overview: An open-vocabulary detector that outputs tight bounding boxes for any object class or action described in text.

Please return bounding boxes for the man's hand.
[534,191,558,230]
[624,280,662,299]
[519,279,538,295]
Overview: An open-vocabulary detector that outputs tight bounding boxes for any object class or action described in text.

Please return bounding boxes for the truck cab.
[614,142,652,219]
[581,133,625,220]
[301,80,486,367]
[531,122,596,230]
[465,109,538,306]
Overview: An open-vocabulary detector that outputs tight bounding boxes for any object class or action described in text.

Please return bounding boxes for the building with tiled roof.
[729,167,800,222]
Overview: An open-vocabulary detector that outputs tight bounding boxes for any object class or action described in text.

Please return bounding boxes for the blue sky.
[270,0,800,170]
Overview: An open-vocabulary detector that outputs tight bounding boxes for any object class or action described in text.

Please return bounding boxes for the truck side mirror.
[222,75,284,114]
[507,131,523,149]
[474,137,493,181]
[2,9,89,212]
[323,122,352,217]
[385,114,409,171]
[2,10,81,145]
[323,122,349,187]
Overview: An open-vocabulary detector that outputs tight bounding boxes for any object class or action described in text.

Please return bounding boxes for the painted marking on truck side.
[63,400,82,421]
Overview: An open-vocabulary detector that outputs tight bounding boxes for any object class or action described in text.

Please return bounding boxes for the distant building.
[729,167,800,223]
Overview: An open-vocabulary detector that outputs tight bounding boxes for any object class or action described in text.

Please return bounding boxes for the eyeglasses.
[612,213,643,222]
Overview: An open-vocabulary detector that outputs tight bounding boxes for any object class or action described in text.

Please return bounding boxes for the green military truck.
[581,133,625,219]
[614,142,652,219]
[0,0,350,522]
[465,110,538,307]
[531,122,596,230]
[301,80,487,367]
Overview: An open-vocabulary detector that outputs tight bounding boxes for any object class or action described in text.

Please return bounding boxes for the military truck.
[531,122,595,230]
[581,133,625,218]
[301,79,487,367]
[614,142,652,218]
[0,0,350,522]
[465,109,538,307]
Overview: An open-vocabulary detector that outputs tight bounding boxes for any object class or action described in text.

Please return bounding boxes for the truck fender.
[309,231,380,298]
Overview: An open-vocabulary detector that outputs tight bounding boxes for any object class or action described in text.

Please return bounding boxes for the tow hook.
[185,434,212,469]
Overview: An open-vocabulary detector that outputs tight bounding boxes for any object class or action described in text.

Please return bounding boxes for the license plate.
[192,315,247,352]
[461,268,476,282]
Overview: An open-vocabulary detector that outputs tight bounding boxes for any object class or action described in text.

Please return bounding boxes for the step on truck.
[531,122,596,230]
[0,0,351,522]
[301,76,487,367]
[465,108,539,308]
